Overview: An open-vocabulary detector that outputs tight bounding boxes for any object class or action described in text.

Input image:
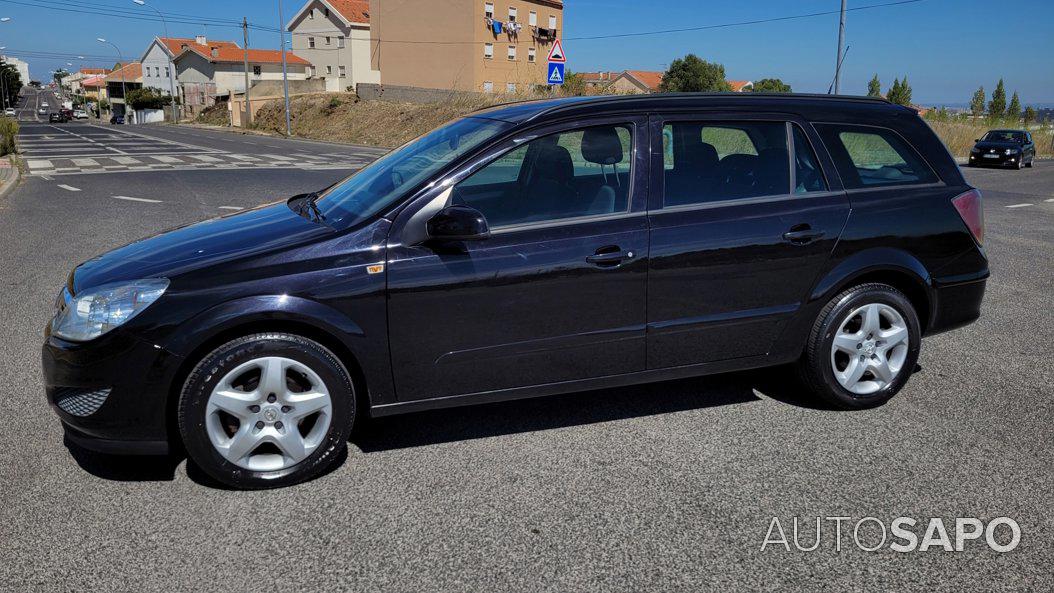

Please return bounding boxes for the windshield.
[982,131,1024,143]
[316,116,513,228]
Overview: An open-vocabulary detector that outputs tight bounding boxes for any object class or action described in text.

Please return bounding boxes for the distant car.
[109,114,125,125]
[3,108,14,117]
[73,109,88,120]
[41,101,49,108]
[969,129,1036,169]
[38,107,48,115]
[49,112,69,123]
[60,108,74,119]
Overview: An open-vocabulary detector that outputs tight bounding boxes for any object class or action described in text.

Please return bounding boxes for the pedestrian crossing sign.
[547,62,565,85]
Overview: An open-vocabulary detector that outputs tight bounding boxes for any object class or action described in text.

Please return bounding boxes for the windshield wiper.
[287,192,330,226]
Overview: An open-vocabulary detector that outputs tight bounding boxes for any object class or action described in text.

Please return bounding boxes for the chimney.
[211,47,219,58]
[195,35,207,46]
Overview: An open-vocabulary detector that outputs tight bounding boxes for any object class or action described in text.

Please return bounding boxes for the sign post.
[546,39,567,88]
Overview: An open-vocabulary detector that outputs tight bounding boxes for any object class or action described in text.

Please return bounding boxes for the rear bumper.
[927,272,988,335]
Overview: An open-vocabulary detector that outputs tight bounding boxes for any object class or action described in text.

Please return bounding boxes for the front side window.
[815,124,937,189]
[663,121,790,206]
[453,124,633,228]
[317,117,513,229]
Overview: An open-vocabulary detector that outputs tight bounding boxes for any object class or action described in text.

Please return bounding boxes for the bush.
[0,117,18,156]
[126,87,172,110]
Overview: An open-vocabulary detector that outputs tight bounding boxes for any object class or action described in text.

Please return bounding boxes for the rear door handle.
[782,227,825,244]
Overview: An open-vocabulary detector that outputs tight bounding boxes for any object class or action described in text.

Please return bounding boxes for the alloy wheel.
[829,303,910,395]
[205,356,333,471]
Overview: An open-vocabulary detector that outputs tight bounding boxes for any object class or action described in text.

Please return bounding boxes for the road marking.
[1045,199,1054,203]
[57,184,81,192]
[262,154,295,161]
[218,206,243,211]
[45,125,127,155]
[112,195,162,203]
[72,158,99,167]
[188,154,223,163]
[27,160,53,170]
[227,154,260,161]
[1005,203,1032,208]
[112,156,142,165]
[150,155,183,163]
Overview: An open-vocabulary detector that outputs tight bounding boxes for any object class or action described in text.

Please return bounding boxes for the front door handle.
[782,226,825,245]
[586,246,633,267]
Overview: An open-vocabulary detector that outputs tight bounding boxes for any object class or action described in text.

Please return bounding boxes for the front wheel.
[798,283,921,409]
[178,333,355,489]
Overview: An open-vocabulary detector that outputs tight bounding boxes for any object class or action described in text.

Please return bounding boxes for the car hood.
[72,201,333,293]
[973,141,1021,151]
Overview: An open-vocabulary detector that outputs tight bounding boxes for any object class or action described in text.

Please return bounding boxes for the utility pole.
[833,0,847,95]
[277,0,292,136]
[242,16,252,127]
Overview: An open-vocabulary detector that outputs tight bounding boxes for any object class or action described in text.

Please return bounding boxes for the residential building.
[81,76,108,103]
[1,56,30,85]
[727,80,753,92]
[105,62,143,117]
[140,36,240,102]
[173,42,310,115]
[607,70,663,94]
[579,71,620,89]
[286,0,380,92]
[368,0,564,93]
[65,67,109,95]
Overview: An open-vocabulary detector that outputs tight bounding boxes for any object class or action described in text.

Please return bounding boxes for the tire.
[178,333,355,489]
[797,283,921,410]
[1025,157,1033,168]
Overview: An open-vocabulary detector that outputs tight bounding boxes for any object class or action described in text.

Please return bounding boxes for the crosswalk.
[24,152,361,176]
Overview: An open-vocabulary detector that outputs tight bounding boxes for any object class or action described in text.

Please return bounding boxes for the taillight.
[952,189,984,245]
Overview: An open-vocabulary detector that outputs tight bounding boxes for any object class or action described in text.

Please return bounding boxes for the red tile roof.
[328,0,370,24]
[158,37,240,56]
[78,67,109,75]
[624,70,663,92]
[580,71,620,84]
[82,76,106,88]
[178,45,310,66]
[105,62,142,83]
[727,80,753,92]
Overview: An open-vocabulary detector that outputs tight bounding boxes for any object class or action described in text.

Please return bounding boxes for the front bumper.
[42,327,184,455]
[968,152,1020,167]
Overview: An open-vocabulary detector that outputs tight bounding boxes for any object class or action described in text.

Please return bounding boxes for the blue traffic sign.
[547,62,566,85]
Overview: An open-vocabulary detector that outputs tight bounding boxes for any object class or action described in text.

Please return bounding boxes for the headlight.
[51,279,169,342]
[1004,148,1016,155]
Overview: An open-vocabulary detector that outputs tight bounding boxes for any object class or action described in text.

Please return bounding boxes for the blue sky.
[2,0,1052,105]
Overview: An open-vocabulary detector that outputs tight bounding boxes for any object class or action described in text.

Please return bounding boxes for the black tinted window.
[453,124,633,228]
[793,125,827,193]
[816,124,937,189]
[663,122,790,206]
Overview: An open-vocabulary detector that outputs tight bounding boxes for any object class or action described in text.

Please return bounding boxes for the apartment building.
[369,0,563,94]
[286,0,380,92]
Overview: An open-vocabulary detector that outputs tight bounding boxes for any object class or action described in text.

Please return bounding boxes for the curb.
[0,155,22,203]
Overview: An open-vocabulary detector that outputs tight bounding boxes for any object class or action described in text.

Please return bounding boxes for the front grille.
[53,387,111,417]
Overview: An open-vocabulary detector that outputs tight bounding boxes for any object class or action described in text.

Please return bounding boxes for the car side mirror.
[426,205,490,242]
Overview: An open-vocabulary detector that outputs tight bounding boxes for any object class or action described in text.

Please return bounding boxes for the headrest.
[535,144,574,183]
[582,127,625,165]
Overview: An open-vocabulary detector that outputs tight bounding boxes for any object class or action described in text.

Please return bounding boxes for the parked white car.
[3,108,15,117]
[41,101,49,108]
[73,109,88,120]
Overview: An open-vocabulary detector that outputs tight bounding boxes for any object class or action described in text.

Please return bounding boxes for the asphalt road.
[0,112,1051,591]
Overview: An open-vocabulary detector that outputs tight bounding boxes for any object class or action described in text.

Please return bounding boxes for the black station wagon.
[43,94,988,489]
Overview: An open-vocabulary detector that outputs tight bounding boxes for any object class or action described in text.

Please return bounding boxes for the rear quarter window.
[815,124,938,189]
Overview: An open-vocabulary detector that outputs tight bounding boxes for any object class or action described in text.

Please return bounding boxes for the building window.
[164,66,169,78]
[253,65,262,76]
[507,45,516,60]
[483,81,493,93]
[529,10,537,26]
[306,66,314,77]
[325,36,331,46]
[484,43,493,59]
[308,37,315,49]
[338,36,345,48]
[339,65,346,78]
[508,6,517,20]
[324,7,329,17]
[507,82,516,93]
[528,47,536,62]
[484,2,493,18]
[326,65,333,75]
[548,14,557,29]
[308,8,314,19]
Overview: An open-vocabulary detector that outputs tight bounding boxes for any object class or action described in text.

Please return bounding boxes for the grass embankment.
[251,92,496,148]
[195,103,231,126]
[926,119,1053,159]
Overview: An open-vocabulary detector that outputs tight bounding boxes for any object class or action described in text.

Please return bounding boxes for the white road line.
[1006,203,1032,208]
[150,155,184,163]
[187,154,223,163]
[112,195,162,203]
[112,156,142,165]
[72,158,100,167]
[57,184,81,192]
[45,125,127,155]
[1045,199,1054,203]
[218,206,243,210]
[89,124,222,153]
[227,154,260,161]
[27,160,53,169]
[262,154,295,161]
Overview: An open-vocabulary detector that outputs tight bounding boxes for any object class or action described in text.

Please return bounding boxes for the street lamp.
[131,0,179,123]
[97,38,127,122]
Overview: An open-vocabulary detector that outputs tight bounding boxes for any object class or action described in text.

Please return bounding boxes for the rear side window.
[815,124,937,189]
[792,125,827,193]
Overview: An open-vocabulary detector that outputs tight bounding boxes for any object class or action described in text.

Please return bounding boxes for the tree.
[125,87,171,110]
[0,63,22,109]
[751,78,792,93]
[886,77,912,106]
[988,79,1007,118]
[1007,91,1022,121]
[867,74,882,97]
[970,86,986,117]
[659,54,732,93]
[559,70,587,96]
[1023,106,1037,125]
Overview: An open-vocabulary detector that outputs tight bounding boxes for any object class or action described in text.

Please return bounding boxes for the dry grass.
[926,119,1053,159]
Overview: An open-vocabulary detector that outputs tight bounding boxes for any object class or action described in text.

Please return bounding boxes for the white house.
[173,41,310,112]
[286,0,380,92]
[140,36,241,101]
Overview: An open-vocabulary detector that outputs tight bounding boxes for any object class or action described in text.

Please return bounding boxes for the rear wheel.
[798,283,921,409]
[178,333,355,489]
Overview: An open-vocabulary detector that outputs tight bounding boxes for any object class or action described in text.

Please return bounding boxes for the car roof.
[468,93,910,124]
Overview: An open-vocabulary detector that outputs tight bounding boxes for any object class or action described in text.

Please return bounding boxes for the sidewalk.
[0,155,22,201]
